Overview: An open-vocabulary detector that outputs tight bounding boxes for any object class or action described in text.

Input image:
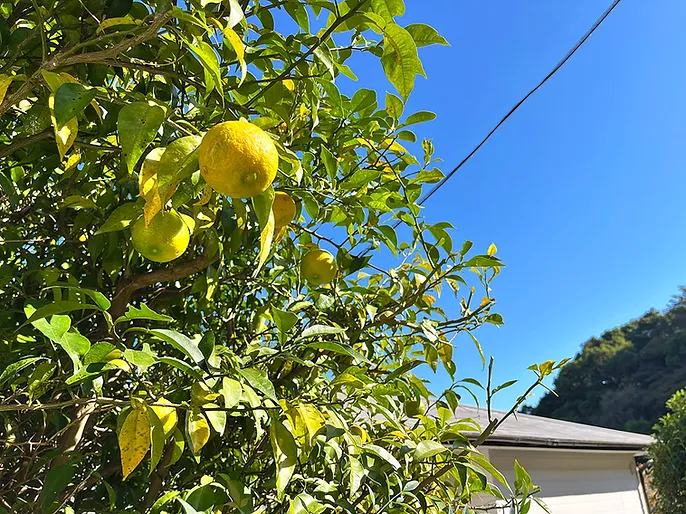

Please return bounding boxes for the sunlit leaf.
[270,417,297,499]
[118,102,166,173]
[119,404,151,480]
[187,410,211,453]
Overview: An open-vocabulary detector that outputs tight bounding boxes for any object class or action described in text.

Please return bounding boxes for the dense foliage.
[0,1,562,513]
[526,288,686,434]
[649,389,686,513]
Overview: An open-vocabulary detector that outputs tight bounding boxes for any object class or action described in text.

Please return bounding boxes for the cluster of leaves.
[525,287,686,434]
[648,389,686,513]
[0,0,562,513]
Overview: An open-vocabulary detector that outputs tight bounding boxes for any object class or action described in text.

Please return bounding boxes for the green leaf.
[186,39,223,96]
[492,380,518,396]
[222,377,242,409]
[157,357,203,378]
[403,111,437,126]
[203,403,227,436]
[350,88,377,113]
[285,2,309,31]
[84,342,116,365]
[60,331,91,357]
[124,347,157,370]
[0,357,44,386]
[151,491,180,514]
[307,341,369,363]
[115,303,173,324]
[53,83,98,126]
[44,285,111,310]
[462,255,503,268]
[320,145,337,180]
[414,440,447,461]
[96,15,139,33]
[169,427,185,466]
[370,0,405,20]
[300,325,346,338]
[238,368,277,401]
[405,23,449,47]
[251,186,275,275]
[148,329,205,364]
[157,135,203,186]
[223,27,247,85]
[23,302,99,328]
[471,452,511,490]
[27,361,56,402]
[252,186,275,229]
[313,46,335,79]
[41,464,75,513]
[349,455,365,496]
[25,306,70,342]
[177,498,200,514]
[64,362,110,385]
[118,101,166,173]
[147,406,166,476]
[364,16,424,100]
[290,494,325,514]
[385,92,404,120]
[363,444,401,469]
[270,417,298,499]
[272,307,299,345]
[96,202,142,234]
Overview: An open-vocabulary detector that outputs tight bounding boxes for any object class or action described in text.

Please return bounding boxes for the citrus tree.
[649,389,686,512]
[0,1,564,513]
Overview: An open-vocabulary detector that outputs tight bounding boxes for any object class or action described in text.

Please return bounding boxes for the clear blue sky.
[334,0,686,410]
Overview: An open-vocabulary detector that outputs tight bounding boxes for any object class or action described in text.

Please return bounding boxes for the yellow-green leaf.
[96,202,143,234]
[251,187,275,276]
[364,15,424,101]
[370,0,405,21]
[487,243,497,256]
[48,94,77,160]
[96,16,139,34]
[119,405,151,480]
[150,398,178,437]
[270,417,298,499]
[0,75,13,105]
[187,410,210,453]
[147,406,166,475]
[298,404,325,444]
[223,27,247,86]
[139,147,170,225]
[169,427,185,466]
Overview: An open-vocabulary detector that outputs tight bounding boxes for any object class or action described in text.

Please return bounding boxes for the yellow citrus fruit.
[301,248,337,286]
[199,120,279,198]
[273,192,296,227]
[131,210,190,263]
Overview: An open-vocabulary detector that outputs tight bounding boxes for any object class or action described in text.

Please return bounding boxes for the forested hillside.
[525,289,686,434]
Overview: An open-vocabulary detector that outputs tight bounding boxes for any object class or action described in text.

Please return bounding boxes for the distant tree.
[649,389,686,513]
[525,289,686,433]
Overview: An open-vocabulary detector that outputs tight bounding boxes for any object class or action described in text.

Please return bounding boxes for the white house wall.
[484,448,647,514]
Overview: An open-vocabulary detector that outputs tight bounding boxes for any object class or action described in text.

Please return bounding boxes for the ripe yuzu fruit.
[131,210,190,263]
[273,192,296,227]
[199,121,278,199]
[301,248,337,285]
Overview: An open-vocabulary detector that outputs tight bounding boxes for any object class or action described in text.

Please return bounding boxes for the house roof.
[450,405,653,451]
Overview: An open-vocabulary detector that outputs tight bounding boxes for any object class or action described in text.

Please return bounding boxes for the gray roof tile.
[451,405,653,450]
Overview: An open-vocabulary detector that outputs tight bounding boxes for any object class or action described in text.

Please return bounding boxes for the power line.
[416,0,622,208]
[344,0,622,258]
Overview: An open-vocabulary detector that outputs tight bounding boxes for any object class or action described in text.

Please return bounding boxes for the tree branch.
[110,252,219,319]
[0,130,52,160]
